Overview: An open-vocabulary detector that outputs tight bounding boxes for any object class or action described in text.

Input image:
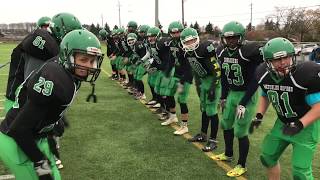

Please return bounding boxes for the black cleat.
[202,138,218,152]
[188,133,207,142]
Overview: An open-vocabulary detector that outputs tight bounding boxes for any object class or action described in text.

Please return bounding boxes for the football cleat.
[202,138,218,152]
[151,103,161,108]
[211,153,233,162]
[161,114,178,126]
[226,165,247,177]
[145,100,157,105]
[174,123,188,135]
[158,113,169,121]
[188,133,207,142]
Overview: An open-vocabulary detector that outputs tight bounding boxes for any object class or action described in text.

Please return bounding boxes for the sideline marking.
[101,68,247,180]
[0,174,15,180]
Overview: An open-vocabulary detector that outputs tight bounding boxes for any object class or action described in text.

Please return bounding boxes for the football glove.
[249,113,263,134]
[236,105,246,119]
[283,120,304,136]
[34,159,53,180]
[177,82,184,93]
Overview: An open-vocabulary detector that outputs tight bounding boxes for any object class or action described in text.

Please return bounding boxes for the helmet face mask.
[261,37,296,82]
[180,27,199,52]
[60,30,104,83]
[127,33,137,46]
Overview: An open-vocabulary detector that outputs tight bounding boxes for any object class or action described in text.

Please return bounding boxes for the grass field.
[0,42,319,180]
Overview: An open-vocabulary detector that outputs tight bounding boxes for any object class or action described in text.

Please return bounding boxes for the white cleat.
[174,125,189,135]
[161,114,178,126]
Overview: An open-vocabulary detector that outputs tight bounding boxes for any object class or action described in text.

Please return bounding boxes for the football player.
[0,29,104,180]
[145,27,175,122]
[4,13,82,113]
[127,33,148,100]
[161,21,193,136]
[180,28,221,151]
[212,21,263,177]
[252,37,320,180]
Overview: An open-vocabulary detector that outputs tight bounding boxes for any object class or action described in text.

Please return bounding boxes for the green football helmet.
[261,37,296,81]
[37,16,51,28]
[221,21,245,49]
[117,28,125,38]
[168,21,184,41]
[137,25,150,38]
[50,13,82,42]
[59,29,104,83]
[127,21,138,33]
[99,29,108,40]
[180,27,199,52]
[127,33,137,46]
[168,21,184,34]
[147,26,161,45]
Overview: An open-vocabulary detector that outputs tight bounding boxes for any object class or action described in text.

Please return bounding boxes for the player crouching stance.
[252,37,320,180]
[0,29,104,180]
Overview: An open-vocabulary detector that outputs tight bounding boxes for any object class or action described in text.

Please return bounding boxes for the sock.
[238,136,249,167]
[224,129,234,157]
[201,112,209,134]
[209,114,219,140]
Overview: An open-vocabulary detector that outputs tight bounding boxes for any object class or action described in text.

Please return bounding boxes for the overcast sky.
[1,0,319,31]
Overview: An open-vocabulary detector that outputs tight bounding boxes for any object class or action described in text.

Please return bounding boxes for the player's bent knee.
[260,154,278,168]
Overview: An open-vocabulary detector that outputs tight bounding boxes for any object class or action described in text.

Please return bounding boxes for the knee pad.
[180,103,188,114]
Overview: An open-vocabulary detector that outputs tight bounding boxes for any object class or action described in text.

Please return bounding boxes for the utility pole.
[250,2,253,31]
[155,0,159,27]
[117,0,122,27]
[101,14,104,28]
[182,0,185,26]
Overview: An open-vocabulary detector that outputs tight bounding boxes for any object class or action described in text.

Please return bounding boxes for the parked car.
[301,44,318,55]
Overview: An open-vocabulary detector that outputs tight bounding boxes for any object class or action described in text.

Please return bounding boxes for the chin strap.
[86,82,97,103]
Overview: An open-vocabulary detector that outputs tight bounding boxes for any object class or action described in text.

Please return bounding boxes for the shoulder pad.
[195,40,216,58]
[255,63,268,83]
[240,42,262,59]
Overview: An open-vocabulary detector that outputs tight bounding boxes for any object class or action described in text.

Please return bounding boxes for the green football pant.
[147,70,159,88]
[177,82,191,104]
[4,98,15,113]
[0,132,61,180]
[221,90,257,137]
[260,119,320,180]
[134,64,146,81]
[199,76,221,116]
[158,75,179,96]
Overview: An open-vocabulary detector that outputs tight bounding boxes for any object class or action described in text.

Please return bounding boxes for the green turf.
[0,42,319,180]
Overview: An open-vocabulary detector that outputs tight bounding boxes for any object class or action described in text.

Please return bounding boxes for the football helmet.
[221,21,245,49]
[180,27,199,52]
[37,16,51,28]
[99,29,108,40]
[127,21,138,33]
[138,25,150,38]
[59,29,104,83]
[261,37,296,81]
[168,21,184,34]
[50,13,82,42]
[147,26,161,46]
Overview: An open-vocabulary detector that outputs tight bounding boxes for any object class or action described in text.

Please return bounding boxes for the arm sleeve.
[239,60,260,106]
